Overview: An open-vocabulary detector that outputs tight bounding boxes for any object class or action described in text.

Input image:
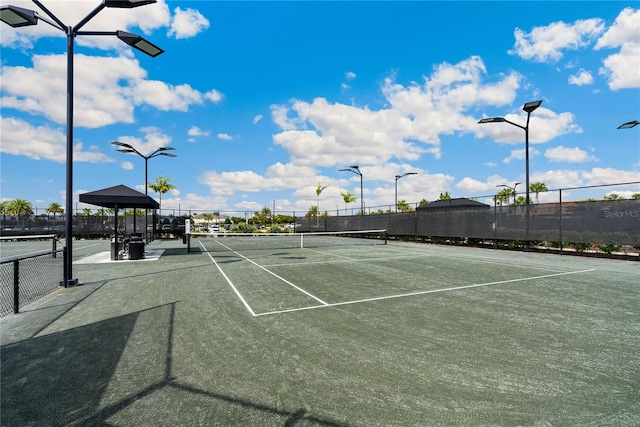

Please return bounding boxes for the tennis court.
[1,234,638,425]
[197,232,597,317]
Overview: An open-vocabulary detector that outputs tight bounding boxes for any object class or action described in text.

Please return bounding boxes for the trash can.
[128,235,145,260]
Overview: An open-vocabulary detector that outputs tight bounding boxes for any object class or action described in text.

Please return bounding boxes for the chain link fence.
[1,249,64,317]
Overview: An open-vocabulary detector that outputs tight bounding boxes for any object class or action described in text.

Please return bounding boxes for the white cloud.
[581,167,640,185]
[188,126,210,137]
[217,133,232,140]
[168,7,210,39]
[544,146,598,163]
[456,174,513,194]
[253,114,263,124]
[346,71,357,80]
[0,54,222,128]
[121,161,134,171]
[270,104,298,130]
[595,8,640,90]
[477,107,582,145]
[0,116,113,163]
[568,69,594,86]
[509,18,605,62]
[205,89,223,103]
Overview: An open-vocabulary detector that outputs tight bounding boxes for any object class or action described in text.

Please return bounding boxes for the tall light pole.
[316,184,327,226]
[112,141,176,242]
[1,0,163,287]
[339,165,364,215]
[479,100,542,249]
[395,172,417,213]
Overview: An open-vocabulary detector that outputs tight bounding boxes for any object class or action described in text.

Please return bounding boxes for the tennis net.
[198,229,387,253]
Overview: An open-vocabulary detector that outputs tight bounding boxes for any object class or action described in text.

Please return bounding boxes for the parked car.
[209,225,220,233]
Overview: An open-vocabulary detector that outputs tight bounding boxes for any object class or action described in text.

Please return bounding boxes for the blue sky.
[1,0,639,217]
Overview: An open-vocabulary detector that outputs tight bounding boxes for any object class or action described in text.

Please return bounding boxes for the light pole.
[395,172,417,213]
[479,100,542,249]
[1,0,163,287]
[339,165,364,215]
[111,141,176,242]
[617,120,639,129]
[497,182,520,207]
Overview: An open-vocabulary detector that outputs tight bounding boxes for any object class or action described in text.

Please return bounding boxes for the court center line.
[213,239,329,306]
[254,268,596,317]
[199,240,256,316]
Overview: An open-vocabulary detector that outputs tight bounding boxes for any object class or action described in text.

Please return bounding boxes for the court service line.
[199,240,256,316]
[254,268,596,317]
[214,240,329,306]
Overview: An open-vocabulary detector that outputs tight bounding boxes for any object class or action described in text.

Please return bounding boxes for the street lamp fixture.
[2,0,163,286]
[617,120,639,129]
[112,141,176,242]
[479,100,542,249]
[395,172,417,213]
[339,165,364,216]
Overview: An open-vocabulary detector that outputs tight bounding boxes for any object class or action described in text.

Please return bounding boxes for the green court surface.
[1,236,639,426]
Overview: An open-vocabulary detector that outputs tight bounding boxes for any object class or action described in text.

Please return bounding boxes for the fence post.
[13,260,19,314]
[52,235,57,259]
[62,246,68,287]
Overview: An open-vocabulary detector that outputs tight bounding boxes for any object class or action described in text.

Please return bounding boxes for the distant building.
[416,198,491,212]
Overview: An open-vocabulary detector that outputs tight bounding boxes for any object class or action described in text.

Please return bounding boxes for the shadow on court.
[1,298,348,426]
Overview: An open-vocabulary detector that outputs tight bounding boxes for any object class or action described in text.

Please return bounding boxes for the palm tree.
[46,202,64,228]
[529,182,548,204]
[494,189,511,208]
[260,207,271,225]
[0,201,9,230]
[8,199,34,228]
[148,175,177,214]
[396,200,410,212]
[341,190,356,214]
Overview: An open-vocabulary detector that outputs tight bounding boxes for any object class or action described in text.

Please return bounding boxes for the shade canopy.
[79,184,159,209]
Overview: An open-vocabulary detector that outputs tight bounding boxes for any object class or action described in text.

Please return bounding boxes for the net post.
[52,235,57,258]
[384,231,388,245]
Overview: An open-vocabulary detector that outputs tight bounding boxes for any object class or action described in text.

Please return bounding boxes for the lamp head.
[617,120,639,129]
[105,0,157,9]
[117,30,164,57]
[111,141,133,148]
[523,100,542,113]
[349,165,360,170]
[0,5,38,27]
[478,117,505,124]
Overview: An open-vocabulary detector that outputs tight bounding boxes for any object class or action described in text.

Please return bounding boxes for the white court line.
[254,268,596,317]
[200,240,256,316]
[302,247,357,261]
[212,239,329,308]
